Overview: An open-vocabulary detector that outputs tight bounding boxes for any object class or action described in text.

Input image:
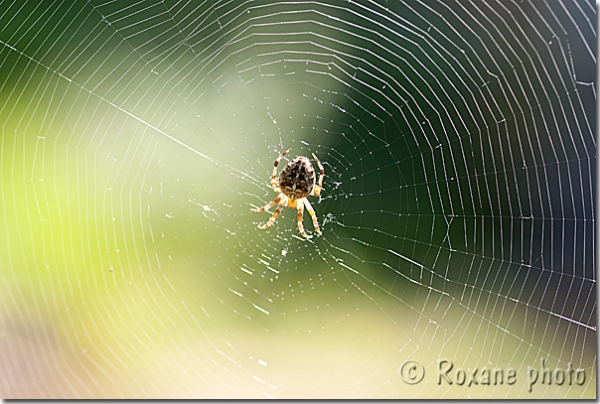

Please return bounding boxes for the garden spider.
[251,148,324,238]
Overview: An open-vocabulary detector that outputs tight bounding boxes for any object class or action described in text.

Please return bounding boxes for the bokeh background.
[0,0,596,398]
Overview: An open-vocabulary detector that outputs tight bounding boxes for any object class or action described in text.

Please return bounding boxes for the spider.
[251,148,324,238]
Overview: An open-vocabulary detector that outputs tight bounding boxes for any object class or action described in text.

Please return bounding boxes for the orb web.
[0,0,595,399]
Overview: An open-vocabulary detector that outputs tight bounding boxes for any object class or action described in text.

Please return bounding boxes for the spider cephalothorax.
[251,148,324,238]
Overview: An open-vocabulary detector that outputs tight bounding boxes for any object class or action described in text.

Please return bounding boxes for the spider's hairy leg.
[296,200,307,238]
[271,148,291,192]
[311,153,324,196]
[258,197,286,230]
[251,194,282,213]
[303,198,321,235]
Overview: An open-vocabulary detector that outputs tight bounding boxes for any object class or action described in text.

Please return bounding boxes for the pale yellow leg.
[259,198,286,229]
[251,194,282,213]
[303,199,321,235]
[271,148,291,192]
[296,201,307,238]
[311,153,324,196]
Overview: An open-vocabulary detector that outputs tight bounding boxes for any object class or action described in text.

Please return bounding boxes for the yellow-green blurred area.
[0,0,596,399]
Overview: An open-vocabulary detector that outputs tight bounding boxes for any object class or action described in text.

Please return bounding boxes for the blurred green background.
[0,0,595,398]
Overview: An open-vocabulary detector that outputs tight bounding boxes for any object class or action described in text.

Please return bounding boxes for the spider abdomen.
[279,156,315,200]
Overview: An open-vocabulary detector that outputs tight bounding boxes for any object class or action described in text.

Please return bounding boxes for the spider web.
[0,0,596,399]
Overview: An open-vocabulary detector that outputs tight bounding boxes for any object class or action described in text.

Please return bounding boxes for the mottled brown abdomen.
[279,156,315,200]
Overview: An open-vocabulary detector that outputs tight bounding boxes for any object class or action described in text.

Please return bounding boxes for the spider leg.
[258,196,286,230]
[271,148,291,192]
[251,194,282,213]
[303,198,321,235]
[296,199,307,238]
[311,153,324,196]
